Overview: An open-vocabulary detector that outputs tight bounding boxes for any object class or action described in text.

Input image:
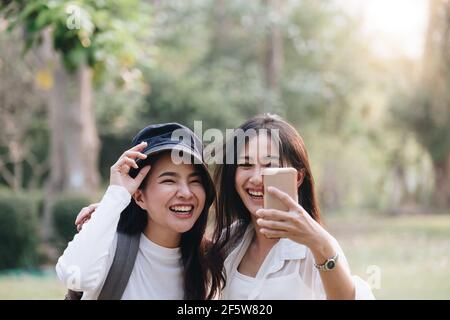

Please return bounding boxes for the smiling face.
[234,134,281,218]
[134,152,206,243]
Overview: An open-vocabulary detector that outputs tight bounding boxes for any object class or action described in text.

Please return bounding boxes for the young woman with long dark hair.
[57,123,223,299]
[209,114,374,299]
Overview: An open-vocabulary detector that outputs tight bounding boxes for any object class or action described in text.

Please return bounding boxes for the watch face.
[326,260,335,270]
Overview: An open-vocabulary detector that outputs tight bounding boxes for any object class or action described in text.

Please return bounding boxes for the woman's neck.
[144,221,181,249]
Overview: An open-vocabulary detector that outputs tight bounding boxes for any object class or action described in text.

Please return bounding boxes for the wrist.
[308,234,337,265]
[315,252,339,272]
[107,185,133,200]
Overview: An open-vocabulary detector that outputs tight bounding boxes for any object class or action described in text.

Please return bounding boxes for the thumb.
[134,165,151,185]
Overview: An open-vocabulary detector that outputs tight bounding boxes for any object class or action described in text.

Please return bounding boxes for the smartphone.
[262,167,298,211]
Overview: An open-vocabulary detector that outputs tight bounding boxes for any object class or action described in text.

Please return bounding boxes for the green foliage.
[90,0,402,212]
[98,132,133,180]
[394,89,450,164]
[0,28,49,190]
[281,1,371,135]
[1,0,154,76]
[2,0,444,211]
[52,194,91,247]
[390,0,450,166]
[129,0,371,132]
[0,191,40,270]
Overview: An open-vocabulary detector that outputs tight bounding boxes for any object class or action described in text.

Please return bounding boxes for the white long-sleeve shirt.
[55,185,184,300]
[222,224,375,300]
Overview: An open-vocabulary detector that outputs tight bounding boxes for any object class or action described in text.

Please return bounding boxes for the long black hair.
[209,114,323,288]
[116,150,222,300]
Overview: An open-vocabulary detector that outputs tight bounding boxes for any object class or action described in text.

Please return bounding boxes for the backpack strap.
[97,232,140,300]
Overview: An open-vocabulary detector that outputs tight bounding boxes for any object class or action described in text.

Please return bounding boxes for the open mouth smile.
[169,205,194,218]
[247,189,264,200]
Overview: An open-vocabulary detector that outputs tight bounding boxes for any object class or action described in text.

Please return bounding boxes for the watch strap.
[314,252,339,271]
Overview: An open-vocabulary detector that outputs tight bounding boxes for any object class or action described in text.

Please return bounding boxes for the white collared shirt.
[222,224,375,300]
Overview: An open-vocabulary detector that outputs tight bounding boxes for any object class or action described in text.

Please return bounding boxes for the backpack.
[64,232,140,300]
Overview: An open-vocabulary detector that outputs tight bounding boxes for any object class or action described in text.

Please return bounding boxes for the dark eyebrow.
[157,172,179,178]
[157,171,201,179]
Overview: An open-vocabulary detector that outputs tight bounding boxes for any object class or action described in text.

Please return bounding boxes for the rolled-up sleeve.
[308,239,376,300]
[55,185,131,292]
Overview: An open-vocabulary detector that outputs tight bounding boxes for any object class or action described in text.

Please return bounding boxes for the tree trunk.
[422,0,450,123]
[422,0,450,208]
[40,30,100,243]
[433,154,450,207]
[48,63,100,192]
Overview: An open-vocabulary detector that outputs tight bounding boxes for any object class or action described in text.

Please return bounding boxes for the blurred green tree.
[0,28,49,192]
[1,0,435,218]
[395,0,450,208]
[0,0,154,241]
[121,0,388,210]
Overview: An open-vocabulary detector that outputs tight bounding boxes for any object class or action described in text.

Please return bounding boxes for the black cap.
[128,123,208,179]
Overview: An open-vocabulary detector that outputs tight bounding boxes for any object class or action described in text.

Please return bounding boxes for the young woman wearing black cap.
[56,123,223,300]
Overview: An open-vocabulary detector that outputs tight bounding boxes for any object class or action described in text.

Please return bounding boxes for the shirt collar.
[226,223,307,262]
[224,223,308,277]
[278,238,307,260]
[222,223,309,298]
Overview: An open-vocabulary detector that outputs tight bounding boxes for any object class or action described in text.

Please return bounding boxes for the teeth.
[170,205,193,212]
[248,190,264,197]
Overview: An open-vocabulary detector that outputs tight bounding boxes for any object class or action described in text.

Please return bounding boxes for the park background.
[0,0,449,299]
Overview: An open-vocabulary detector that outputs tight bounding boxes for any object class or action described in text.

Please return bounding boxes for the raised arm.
[56,142,151,291]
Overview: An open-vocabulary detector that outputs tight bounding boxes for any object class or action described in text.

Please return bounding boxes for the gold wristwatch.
[314,252,339,271]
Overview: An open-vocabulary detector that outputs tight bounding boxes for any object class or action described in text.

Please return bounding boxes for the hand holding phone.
[262,167,298,211]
